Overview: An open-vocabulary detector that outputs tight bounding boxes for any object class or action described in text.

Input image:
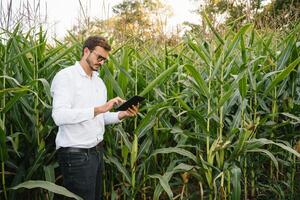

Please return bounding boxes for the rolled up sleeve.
[103,111,122,125]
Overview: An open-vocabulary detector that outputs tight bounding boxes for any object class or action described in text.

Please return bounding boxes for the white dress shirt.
[51,62,121,149]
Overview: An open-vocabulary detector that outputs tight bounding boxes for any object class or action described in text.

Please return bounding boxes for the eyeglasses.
[91,51,108,63]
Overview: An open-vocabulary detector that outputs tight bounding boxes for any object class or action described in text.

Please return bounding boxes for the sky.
[48,0,199,36]
[25,0,201,38]
[0,0,271,39]
[2,0,274,39]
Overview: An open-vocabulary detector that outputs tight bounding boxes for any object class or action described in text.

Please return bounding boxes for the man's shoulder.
[59,64,77,74]
[55,64,77,78]
[51,64,78,87]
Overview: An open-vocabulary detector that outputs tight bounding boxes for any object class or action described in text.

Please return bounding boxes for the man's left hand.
[118,105,139,120]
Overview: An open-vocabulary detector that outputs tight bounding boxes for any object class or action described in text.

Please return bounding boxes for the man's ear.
[84,47,90,55]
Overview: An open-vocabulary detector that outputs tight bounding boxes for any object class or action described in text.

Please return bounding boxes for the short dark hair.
[82,36,111,54]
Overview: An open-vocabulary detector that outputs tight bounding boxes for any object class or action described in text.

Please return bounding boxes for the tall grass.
[0,20,300,200]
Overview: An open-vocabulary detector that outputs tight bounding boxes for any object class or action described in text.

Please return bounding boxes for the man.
[50,36,138,200]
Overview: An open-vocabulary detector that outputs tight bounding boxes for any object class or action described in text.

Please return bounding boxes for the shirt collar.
[75,61,99,78]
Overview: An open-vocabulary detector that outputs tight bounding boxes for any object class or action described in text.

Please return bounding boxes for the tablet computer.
[115,95,145,111]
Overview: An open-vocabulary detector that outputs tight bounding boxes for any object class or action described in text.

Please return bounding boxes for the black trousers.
[57,144,104,200]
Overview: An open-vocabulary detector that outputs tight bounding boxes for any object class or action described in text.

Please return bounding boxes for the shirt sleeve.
[51,71,94,126]
[103,111,122,125]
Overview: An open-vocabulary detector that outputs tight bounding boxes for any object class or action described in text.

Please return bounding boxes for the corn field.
[1,20,300,200]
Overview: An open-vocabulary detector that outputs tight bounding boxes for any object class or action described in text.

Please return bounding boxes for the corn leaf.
[10,180,83,200]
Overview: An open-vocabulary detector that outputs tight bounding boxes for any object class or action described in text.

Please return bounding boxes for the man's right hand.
[94,97,125,116]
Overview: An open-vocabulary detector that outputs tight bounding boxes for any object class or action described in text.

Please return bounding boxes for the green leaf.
[149,174,173,199]
[230,129,252,160]
[29,78,52,102]
[1,92,26,113]
[240,35,247,63]
[39,44,76,73]
[265,56,300,94]
[43,164,56,200]
[10,180,83,200]
[277,36,295,70]
[137,137,152,160]
[175,96,191,111]
[184,64,209,98]
[131,134,138,169]
[106,156,131,184]
[102,64,125,98]
[118,47,130,94]
[139,64,178,96]
[150,147,197,163]
[230,165,241,200]
[115,126,132,151]
[187,38,211,67]
[218,88,234,108]
[0,126,8,162]
[281,112,300,124]
[247,138,300,158]
[202,12,224,45]
[247,149,278,170]
[4,43,44,64]
[238,74,247,99]
[224,24,251,60]
[136,103,166,138]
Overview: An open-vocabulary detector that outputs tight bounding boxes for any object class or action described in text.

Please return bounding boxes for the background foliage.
[1,0,300,199]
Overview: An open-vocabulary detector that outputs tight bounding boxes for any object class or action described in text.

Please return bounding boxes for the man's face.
[86,46,109,71]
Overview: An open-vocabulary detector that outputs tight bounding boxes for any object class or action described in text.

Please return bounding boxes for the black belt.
[58,141,103,153]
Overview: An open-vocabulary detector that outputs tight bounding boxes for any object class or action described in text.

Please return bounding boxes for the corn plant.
[1,19,300,200]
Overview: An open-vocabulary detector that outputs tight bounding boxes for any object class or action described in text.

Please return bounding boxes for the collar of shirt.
[75,61,99,79]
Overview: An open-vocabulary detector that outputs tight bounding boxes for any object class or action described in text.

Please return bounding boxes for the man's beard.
[86,55,100,71]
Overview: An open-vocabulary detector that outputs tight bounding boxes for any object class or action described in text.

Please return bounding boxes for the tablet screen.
[115,96,145,111]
